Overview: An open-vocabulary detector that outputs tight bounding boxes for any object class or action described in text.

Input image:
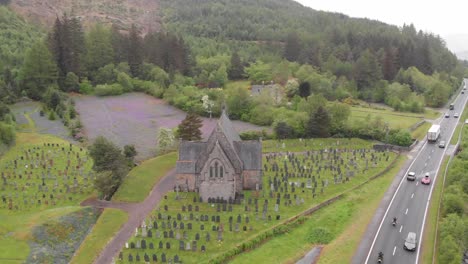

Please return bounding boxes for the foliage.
[19,41,58,100]
[306,106,330,138]
[94,83,124,96]
[306,227,333,244]
[387,129,413,147]
[275,121,295,139]
[157,127,175,154]
[89,136,129,200]
[177,112,203,141]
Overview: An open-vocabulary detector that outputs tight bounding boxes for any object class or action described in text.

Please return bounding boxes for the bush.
[239,130,272,140]
[0,122,15,145]
[95,83,124,96]
[387,129,413,146]
[79,79,94,94]
[306,227,333,244]
[48,111,56,120]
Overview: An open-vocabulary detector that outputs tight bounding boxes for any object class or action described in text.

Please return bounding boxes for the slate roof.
[234,141,262,170]
[176,110,261,175]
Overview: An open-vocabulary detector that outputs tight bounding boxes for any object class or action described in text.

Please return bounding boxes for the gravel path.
[82,168,176,264]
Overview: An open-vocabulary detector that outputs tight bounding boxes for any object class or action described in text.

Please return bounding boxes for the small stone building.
[176,111,262,202]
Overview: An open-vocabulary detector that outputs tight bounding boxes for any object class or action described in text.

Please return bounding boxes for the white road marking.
[425,162,427,167]
[416,181,419,186]
[393,246,396,256]
[399,225,403,233]
[405,208,409,215]
[428,156,431,159]
[432,149,434,153]
[411,193,414,199]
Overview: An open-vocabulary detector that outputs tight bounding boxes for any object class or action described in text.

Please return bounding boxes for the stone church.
[176,110,262,202]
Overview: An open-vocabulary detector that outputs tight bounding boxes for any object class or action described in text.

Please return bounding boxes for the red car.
[421,173,431,185]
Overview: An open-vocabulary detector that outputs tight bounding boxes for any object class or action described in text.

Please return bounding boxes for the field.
[117,140,398,263]
[349,105,437,130]
[74,93,268,161]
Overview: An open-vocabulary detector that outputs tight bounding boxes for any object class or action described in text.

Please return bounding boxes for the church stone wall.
[242,170,262,190]
[199,181,235,202]
[176,174,196,192]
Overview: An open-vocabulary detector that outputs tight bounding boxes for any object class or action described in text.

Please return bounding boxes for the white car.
[407,171,416,181]
[454,113,459,118]
[445,113,450,118]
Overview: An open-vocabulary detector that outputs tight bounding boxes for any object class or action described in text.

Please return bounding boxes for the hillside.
[10,0,160,34]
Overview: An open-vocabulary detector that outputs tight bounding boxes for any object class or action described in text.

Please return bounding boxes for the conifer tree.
[228,51,244,80]
[127,24,143,77]
[178,112,203,141]
[306,106,330,138]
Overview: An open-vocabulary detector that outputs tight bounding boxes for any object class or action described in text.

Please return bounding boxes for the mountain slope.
[10,0,160,34]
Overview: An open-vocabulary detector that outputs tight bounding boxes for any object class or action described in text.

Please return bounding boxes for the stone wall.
[176,174,196,192]
[199,181,235,201]
[242,170,262,190]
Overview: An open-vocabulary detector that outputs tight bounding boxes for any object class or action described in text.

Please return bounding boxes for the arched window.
[215,162,218,177]
[220,166,223,178]
[210,166,213,178]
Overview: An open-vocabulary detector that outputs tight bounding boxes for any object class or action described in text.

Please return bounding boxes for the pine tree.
[298,82,311,98]
[284,32,301,62]
[306,106,330,138]
[178,112,203,141]
[19,41,58,100]
[127,24,143,77]
[228,51,243,80]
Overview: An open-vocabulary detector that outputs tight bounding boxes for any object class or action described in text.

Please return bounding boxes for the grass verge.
[420,157,448,264]
[229,155,405,264]
[411,121,431,140]
[349,105,424,130]
[112,152,178,202]
[70,209,128,264]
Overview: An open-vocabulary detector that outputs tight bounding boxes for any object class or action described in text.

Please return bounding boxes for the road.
[364,79,468,264]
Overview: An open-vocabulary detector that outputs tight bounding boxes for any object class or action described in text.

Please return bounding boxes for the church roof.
[234,141,262,170]
[176,109,261,174]
[217,109,241,146]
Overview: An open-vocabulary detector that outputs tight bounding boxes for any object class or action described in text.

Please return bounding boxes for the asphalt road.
[364,80,468,264]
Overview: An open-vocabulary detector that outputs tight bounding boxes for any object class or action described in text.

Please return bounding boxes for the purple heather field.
[74,93,268,161]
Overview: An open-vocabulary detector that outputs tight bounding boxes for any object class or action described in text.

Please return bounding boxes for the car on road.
[439,141,446,148]
[407,171,416,181]
[454,113,459,118]
[404,232,417,251]
[421,173,431,185]
[445,113,450,118]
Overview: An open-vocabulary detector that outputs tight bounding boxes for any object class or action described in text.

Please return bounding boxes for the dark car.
[404,232,417,251]
[439,141,446,148]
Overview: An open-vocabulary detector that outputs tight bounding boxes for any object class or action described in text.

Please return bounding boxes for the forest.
[0,0,466,147]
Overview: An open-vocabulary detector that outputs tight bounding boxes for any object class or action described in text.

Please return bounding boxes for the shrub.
[48,111,56,120]
[95,83,124,96]
[0,122,15,145]
[306,227,333,244]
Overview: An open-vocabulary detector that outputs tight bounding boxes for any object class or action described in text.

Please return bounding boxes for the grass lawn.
[0,206,83,263]
[112,152,178,203]
[70,208,128,264]
[229,155,405,264]
[411,121,431,140]
[420,157,448,264]
[349,106,424,130]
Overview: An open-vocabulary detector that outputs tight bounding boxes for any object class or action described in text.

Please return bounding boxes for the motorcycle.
[377,252,384,263]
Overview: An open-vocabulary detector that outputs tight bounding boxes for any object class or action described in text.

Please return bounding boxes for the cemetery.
[118,142,398,263]
[0,142,94,212]
[0,131,98,263]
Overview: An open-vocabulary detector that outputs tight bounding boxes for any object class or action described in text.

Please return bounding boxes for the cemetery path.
[87,168,176,264]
